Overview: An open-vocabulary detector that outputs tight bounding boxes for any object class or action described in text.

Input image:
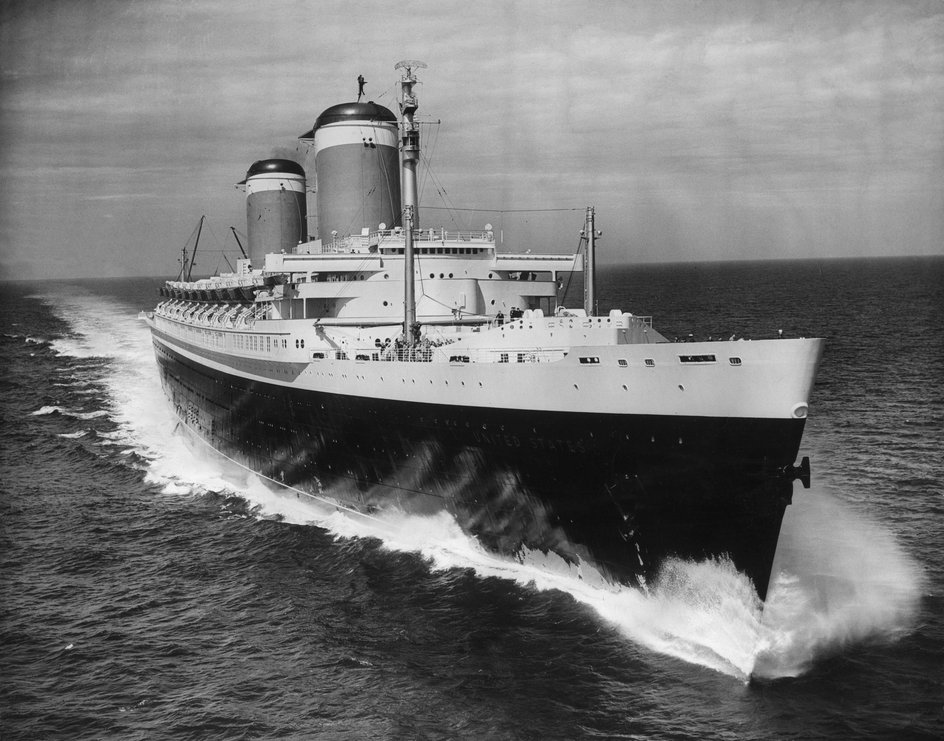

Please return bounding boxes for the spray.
[752,489,923,678]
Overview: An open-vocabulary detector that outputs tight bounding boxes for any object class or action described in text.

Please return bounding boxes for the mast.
[396,60,426,345]
[176,245,188,281]
[583,206,598,315]
[229,226,248,259]
[403,204,416,343]
[186,215,205,282]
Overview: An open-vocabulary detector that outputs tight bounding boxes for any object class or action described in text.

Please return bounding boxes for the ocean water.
[1,258,942,740]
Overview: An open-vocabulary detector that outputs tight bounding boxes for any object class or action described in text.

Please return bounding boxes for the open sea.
[1,257,942,740]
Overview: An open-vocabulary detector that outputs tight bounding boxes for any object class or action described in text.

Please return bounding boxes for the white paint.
[314,122,399,153]
[244,173,306,195]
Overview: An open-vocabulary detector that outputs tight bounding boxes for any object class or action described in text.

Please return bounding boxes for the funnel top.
[243,159,305,181]
[299,101,397,139]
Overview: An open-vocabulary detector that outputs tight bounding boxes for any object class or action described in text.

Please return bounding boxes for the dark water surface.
[2,258,942,739]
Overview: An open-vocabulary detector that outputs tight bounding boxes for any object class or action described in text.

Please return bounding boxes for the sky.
[1,0,942,280]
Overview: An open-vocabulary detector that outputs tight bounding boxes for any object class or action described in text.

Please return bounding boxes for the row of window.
[382,247,485,255]
[579,355,743,367]
[233,334,292,353]
[173,322,298,356]
[173,320,742,368]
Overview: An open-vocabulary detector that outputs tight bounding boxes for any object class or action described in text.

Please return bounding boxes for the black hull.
[154,339,805,600]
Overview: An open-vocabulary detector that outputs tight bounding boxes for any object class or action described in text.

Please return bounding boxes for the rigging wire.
[418,121,440,208]
[559,232,587,307]
[421,164,466,231]
[175,218,204,280]
[422,206,584,213]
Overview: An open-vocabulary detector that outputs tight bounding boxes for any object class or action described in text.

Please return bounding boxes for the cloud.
[1,0,942,280]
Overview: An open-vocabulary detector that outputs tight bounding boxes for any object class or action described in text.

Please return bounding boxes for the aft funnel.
[238,159,307,268]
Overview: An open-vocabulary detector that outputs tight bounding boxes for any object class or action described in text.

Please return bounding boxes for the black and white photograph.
[1,1,941,738]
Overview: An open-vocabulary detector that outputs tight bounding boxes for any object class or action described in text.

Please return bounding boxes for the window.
[499,353,509,363]
[618,359,628,367]
[645,359,655,367]
[579,356,600,365]
[679,354,716,363]
[729,357,742,366]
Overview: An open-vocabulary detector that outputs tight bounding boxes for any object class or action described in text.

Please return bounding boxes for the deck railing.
[321,228,495,254]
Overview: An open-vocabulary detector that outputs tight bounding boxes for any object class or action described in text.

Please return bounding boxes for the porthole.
[729,357,742,366]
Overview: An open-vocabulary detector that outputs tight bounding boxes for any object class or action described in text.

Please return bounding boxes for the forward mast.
[396,60,426,346]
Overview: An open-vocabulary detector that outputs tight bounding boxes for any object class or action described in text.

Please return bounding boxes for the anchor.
[786,456,812,489]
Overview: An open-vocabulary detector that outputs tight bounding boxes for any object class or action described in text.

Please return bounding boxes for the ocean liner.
[145,62,823,600]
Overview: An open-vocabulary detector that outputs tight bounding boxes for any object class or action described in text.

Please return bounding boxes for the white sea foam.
[238,479,768,678]
[56,430,89,439]
[31,405,110,420]
[45,287,924,681]
[41,290,191,470]
[752,490,923,678]
[32,405,62,416]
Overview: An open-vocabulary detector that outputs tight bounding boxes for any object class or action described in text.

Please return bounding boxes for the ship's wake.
[43,288,924,681]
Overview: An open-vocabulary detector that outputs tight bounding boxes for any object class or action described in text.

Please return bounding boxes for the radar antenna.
[395,59,428,75]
